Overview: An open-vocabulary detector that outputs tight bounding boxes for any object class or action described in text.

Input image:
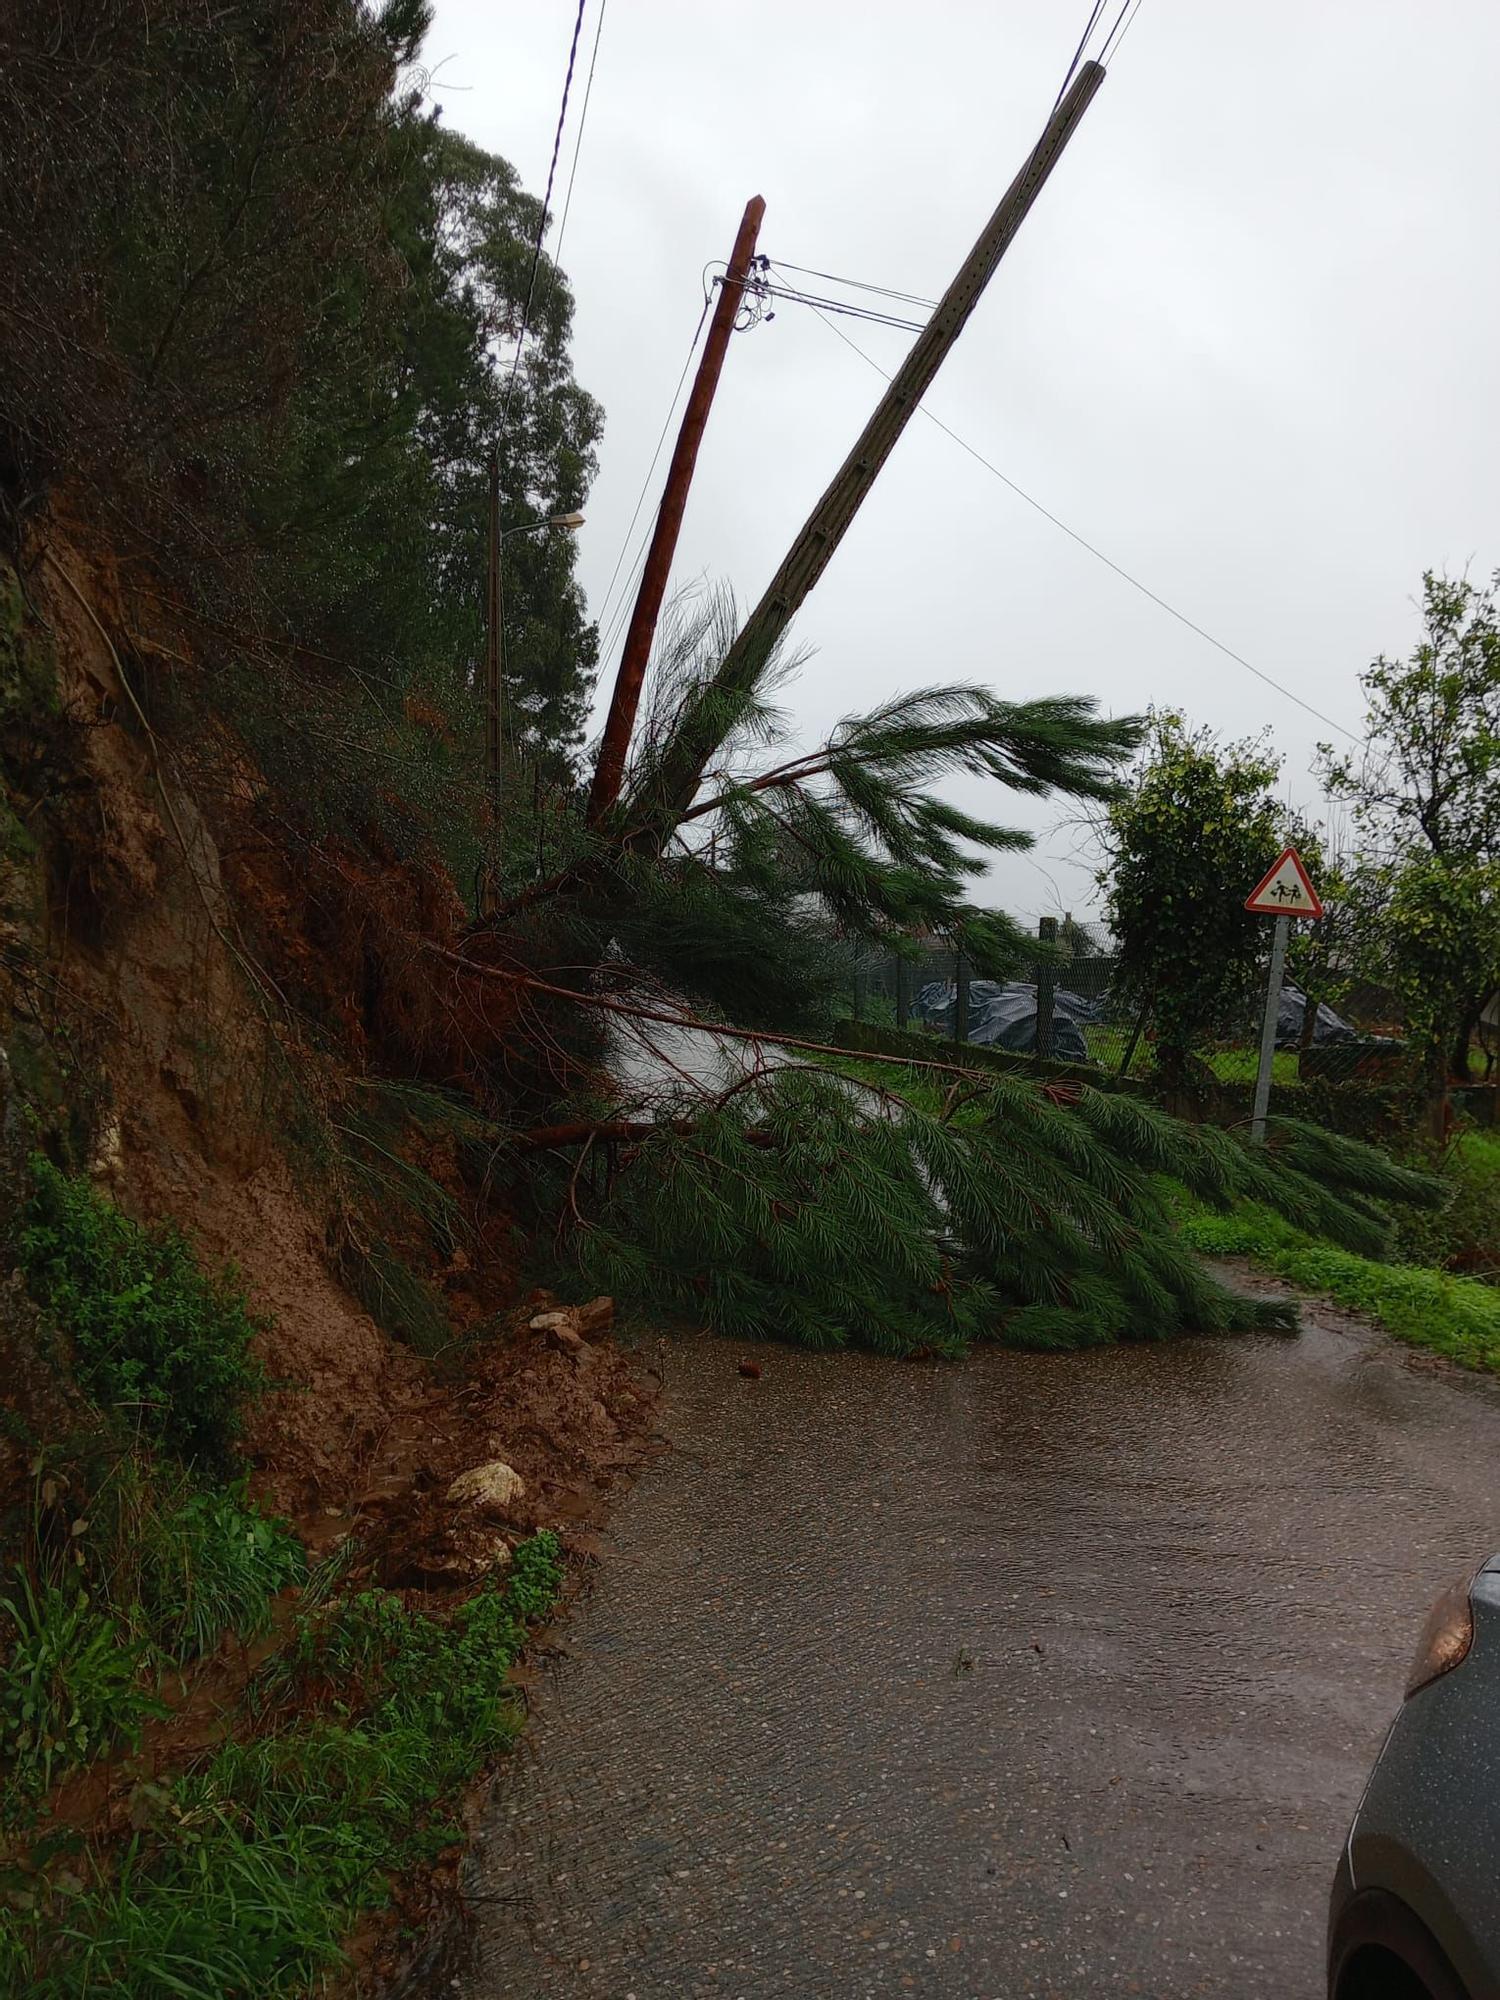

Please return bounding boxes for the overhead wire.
[757,259,937,312]
[500,0,589,424]
[549,0,607,280]
[790,295,1362,744]
[1099,0,1145,64]
[1054,0,1109,108]
[591,295,713,646]
[756,280,926,334]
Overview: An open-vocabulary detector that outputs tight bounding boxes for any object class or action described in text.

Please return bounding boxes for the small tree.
[1383,854,1500,1086]
[1318,571,1500,1073]
[1319,572,1500,866]
[1100,714,1291,1082]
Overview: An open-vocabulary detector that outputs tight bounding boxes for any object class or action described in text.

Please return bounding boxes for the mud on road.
[462,1281,1500,1999]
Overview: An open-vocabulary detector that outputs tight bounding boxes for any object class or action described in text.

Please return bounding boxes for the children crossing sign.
[1245,846,1323,919]
[1246,846,1324,1142]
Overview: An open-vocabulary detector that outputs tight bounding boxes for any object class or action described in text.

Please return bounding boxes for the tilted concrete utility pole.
[635,59,1107,845]
[587,195,767,826]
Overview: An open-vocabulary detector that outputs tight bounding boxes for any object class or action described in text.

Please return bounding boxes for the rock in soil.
[446,1461,526,1515]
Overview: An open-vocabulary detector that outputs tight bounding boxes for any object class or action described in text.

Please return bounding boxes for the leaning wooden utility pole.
[586,194,767,826]
[635,59,1107,844]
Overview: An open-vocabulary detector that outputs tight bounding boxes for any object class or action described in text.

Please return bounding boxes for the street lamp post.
[482,449,582,911]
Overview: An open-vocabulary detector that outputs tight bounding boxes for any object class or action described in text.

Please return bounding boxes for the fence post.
[1035,917,1057,1060]
[954,948,969,1045]
[895,953,910,1029]
[1119,999,1150,1076]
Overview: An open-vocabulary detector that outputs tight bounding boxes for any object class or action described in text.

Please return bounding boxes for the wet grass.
[0,1532,565,1998]
[1172,1190,1500,1374]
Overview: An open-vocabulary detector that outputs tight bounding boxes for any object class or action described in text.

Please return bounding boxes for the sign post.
[1245,847,1324,1142]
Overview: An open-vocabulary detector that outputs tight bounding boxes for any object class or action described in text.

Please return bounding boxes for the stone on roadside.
[574,1295,615,1335]
[446,1460,526,1515]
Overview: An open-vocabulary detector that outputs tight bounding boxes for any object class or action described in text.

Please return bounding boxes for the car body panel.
[1330,1565,1500,1999]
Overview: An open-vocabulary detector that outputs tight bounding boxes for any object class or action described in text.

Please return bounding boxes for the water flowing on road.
[463,1280,1500,1998]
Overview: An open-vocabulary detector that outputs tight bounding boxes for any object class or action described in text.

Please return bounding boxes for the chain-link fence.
[848,920,1416,1091]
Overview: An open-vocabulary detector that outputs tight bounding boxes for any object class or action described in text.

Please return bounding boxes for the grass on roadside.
[1171,1189,1500,1372]
[0,1531,565,1999]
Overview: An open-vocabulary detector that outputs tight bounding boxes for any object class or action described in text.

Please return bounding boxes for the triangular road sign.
[1246,845,1323,918]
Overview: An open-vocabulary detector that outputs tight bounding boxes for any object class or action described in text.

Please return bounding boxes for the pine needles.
[547,1062,1445,1356]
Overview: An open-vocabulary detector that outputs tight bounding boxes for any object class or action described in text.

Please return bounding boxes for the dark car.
[1328,1559,1500,1999]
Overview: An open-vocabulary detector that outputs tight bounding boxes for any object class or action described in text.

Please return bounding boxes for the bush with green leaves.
[1383,853,1500,1085]
[1317,570,1500,1077]
[19,1158,265,1469]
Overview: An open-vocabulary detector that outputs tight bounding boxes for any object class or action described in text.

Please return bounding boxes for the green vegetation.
[130,1477,304,1665]
[566,1058,1444,1355]
[19,1158,265,1470]
[1172,1191,1500,1372]
[0,1463,301,1817]
[1097,713,1311,1082]
[1391,1128,1500,1282]
[0,1574,160,1805]
[1318,571,1500,1081]
[0,1534,565,1998]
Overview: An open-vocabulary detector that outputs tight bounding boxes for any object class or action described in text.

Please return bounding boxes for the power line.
[592,296,713,642]
[802,300,1363,744]
[550,0,608,279]
[1056,0,1109,108]
[501,0,589,425]
[1099,0,1145,64]
[758,277,926,334]
[759,259,937,312]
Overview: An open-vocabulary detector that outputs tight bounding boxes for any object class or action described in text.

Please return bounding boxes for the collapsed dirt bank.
[0,533,666,1988]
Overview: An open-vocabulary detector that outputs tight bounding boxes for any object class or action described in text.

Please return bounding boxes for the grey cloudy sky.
[429,0,1500,919]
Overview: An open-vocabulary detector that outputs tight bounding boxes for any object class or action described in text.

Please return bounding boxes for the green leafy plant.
[0,1574,161,1808]
[1390,1129,1500,1281]
[1171,1191,1500,1371]
[1099,712,1306,1082]
[19,1157,266,1469]
[1318,571,1500,1076]
[1384,853,1500,1086]
[134,1482,303,1664]
[1,1534,565,1995]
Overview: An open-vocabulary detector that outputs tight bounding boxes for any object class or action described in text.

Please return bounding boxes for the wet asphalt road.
[464,1288,1500,1999]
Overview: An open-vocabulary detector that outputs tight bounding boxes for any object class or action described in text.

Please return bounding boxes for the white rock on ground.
[446,1460,527,1514]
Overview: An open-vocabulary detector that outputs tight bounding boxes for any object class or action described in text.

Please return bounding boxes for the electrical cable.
[801,299,1363,744]
[592,296,712,641]
[1100,0,1145,65]
[758,279,926,334]
[1055,0,1108,109]
[757,259,937,312]
[549,0,607,281]
[500,0,589,425]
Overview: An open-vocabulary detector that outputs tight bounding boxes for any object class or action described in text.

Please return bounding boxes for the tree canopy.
[1318,573,1500,1078]
[1098,713,1299,1079]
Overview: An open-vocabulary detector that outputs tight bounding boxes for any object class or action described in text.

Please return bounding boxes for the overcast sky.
[428,0,1500,920]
